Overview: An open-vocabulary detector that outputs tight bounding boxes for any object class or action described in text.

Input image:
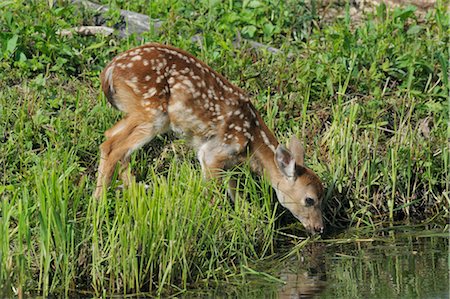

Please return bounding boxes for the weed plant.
[0,0,448,296]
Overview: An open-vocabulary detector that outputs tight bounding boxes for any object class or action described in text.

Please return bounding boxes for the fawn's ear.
[275,145,297,180]
[288,136,305,166]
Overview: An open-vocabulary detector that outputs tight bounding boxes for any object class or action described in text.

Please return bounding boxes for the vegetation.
[0,0,448,297]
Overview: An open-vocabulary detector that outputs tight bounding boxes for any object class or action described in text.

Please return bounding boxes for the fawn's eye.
[305,197,315,207]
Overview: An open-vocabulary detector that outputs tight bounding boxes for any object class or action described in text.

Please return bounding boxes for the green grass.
[0,0,449,297]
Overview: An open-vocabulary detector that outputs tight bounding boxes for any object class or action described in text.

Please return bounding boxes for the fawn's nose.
[316,225,324,234]
[309,224,324,235]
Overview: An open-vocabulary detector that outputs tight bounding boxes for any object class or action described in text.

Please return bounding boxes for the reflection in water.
[182,233,448,299]
[278,269,327,298]
[276,234,449,299]
[278,243,327,299]
[319,234,449,298]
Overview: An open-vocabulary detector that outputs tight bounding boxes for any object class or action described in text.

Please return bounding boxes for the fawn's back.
[101,44,257,149]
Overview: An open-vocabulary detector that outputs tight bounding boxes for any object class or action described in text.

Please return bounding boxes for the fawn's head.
[273,136,324,234]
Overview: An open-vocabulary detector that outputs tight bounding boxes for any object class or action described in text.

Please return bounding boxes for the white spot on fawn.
[244,132,254,141]
[104,65,115,94]
[143,87,157,99]
[260,130,276,152]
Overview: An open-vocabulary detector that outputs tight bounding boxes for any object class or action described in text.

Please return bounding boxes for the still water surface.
[185,229,449,298]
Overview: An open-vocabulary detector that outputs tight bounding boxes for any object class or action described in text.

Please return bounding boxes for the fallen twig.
[57,25,114,37]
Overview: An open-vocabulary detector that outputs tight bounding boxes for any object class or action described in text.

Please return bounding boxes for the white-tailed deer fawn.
[94,43,324,234]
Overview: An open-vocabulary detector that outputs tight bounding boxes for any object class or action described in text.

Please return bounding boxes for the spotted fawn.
[94,43,324,234]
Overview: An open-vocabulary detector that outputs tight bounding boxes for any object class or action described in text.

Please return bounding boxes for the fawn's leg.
[94,111,169,198]
[104,117,134,187]
[226,178,239,203]
[197,139,242,202]
[118,156,133,187]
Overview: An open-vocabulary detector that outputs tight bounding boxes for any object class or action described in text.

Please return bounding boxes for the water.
[184,229,449,298]
[9,229,447,298]
[285,234,449,298]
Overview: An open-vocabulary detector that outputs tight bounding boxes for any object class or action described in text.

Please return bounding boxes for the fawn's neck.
[248,111,285,185]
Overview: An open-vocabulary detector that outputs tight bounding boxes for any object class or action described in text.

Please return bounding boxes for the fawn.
[94,43,324,234]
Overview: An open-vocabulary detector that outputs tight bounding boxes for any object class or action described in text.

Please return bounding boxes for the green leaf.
[246,0,263,9]
[0,185,14,194]
[0,1,14,9]
[33,74,46,87]
[6,34,18,54]
[263,22,275,36]
[437,52,448,87]
[242,25,257,38]
[19,52,27,62]
[393,5,417,21]
[84,41,106,52]
[406,25,422,35]
[208,0,221,8]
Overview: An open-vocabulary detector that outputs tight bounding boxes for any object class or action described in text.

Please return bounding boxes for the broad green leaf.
[242,25,257,38]
[407,25,422,35]
[6,34,18,54]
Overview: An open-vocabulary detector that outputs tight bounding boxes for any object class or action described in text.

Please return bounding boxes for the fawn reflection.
[278,243,327,299]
